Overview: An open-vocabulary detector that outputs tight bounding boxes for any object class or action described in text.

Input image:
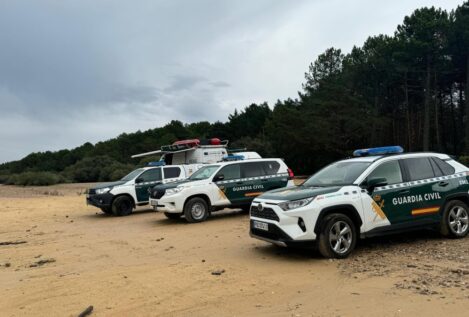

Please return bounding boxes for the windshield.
[189,165,220,180]
[303,161,371,187]
[121,168,144,181]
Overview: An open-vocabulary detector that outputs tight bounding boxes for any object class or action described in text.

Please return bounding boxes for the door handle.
[261,179,268,182]
[236,181,244,185]
[398,189,410,195]
[438,181,449,187]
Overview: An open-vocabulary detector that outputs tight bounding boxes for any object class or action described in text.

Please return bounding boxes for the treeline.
[1,2,469,185]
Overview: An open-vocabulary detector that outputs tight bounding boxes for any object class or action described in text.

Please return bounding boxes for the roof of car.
[201,158,283,167]
[341,152,451,164]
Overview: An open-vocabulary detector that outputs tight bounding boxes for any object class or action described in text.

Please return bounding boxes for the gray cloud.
[0,0,463,163]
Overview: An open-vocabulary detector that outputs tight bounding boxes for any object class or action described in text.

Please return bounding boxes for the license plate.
[150,200,158,206]
[253,221,268,231]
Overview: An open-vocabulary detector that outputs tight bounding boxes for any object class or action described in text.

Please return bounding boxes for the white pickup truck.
[87,163,203,216]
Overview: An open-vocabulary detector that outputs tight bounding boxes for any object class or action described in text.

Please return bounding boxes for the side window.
[367,160,403,185]
[262,161,280,175]
[163,167,181,179]
[241,162,265,178]
[429,158,443,177]
[216,164,241,180]
[404,158,435,181]
[432,157,455,175]
[139,168,162,182]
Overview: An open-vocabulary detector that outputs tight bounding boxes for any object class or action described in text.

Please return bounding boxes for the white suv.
[250,146,469,258]
[150,158,294,222]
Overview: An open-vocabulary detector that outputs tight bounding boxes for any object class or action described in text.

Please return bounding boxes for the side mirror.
[135,177,144,184]
[213,174,224,182]
[366,177,387,191]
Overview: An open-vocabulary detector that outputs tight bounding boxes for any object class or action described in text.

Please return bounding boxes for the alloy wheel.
[329,221,353,254]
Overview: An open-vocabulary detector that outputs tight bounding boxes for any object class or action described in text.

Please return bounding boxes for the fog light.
[298,217,306,232]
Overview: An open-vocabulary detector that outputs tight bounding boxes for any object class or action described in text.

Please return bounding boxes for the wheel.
[112,196,134,216]
[164,212,182,220]
[440,200,469,238]
[100,207,112,215]
[184,197,209,223]
[317,213,357,259]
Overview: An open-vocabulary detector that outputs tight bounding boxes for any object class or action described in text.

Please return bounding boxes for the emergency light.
[222,154,245,161]
[353,146,404,157]
[147,161,166,166]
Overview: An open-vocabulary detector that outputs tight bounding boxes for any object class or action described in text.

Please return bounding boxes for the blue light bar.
[353,146,404,157]
[147,161,166,166]
[222,154,245,161]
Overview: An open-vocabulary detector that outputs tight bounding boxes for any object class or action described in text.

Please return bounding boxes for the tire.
[100,207,113,215]
[440,200,469,238]
[164,212,182,220]
[317,213,357,259]
[184,197,209,223]
[112,196,134,216]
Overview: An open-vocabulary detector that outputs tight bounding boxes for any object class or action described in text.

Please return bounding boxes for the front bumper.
[249,198,319,247]
[156,193,185,213]
[250,220,315,248]
[86,193,114,208]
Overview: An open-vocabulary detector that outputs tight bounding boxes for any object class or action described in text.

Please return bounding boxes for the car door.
[400,157,446,223]
[213,163,243,205]
[238,161,267,203]
[364,159,408,225]
[135,168,162,202]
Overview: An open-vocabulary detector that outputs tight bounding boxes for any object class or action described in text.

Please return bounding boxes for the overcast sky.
[0,0,463,163]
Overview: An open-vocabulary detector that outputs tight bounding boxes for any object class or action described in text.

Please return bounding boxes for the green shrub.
[0,174,10,184]
[5,171,65,186]
[63,155,135,182]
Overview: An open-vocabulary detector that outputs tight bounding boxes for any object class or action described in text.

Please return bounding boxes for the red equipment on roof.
[209,138,221,145]
[172,139,200,147]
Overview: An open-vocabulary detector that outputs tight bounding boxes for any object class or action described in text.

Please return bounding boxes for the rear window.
[262,161,280,175]
[163,167,181,179]
[403,158,435,181]
[432,157,455,175]
[241,162,265,178]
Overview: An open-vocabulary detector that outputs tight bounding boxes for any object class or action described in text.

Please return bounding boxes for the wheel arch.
[314,204,363,236]
[442,193,469,212]
[184,194,212,209]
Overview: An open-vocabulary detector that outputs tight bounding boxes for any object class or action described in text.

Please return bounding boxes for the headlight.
[95,187,111,195]
[165,187,184,196]
[278,197,315,211]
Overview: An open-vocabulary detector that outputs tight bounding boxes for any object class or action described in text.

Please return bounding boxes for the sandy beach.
[1,183,469,316]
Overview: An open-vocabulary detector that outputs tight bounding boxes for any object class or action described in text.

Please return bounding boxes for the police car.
[87,163,202,216]
[250,146,469,258]
[150,157,294,222]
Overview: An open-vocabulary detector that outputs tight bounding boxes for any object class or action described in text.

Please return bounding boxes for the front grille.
[151,188,166,199]
[250,205,279,222]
